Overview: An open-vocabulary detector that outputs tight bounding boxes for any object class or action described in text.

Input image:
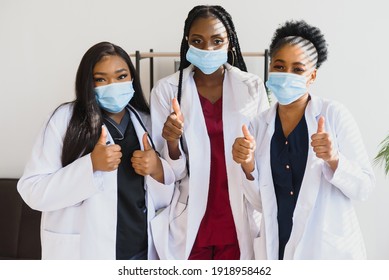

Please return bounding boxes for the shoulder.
[153,65,195,90]
[153,72,178,89]
[37,103,74,143]
[311,95,348,117]
[309,95,357,133]
[48,102,74,126]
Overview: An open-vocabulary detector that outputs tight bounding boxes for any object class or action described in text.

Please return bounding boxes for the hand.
[131,133,164,183]
[232,124,256,177]
[162,98,184,141]
[91,126,122,172]
[311,116,339,171]
[162,98,184,159]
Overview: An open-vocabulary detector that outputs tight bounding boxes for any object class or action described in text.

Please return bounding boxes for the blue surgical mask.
[186,45,228,75]
[94,81,134,113]
[265,72,308,105]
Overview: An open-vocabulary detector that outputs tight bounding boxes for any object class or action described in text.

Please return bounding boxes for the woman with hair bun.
[232,20,375,259]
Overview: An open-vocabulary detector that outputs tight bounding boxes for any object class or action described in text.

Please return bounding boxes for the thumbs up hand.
[162,98,185,160]
[131,133,164,183]
[162,98,184,142]
[232,125,256,177]
[311,116,339,170]
[91,126,122,172]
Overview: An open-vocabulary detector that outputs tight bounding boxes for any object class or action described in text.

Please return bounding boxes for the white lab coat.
[17,104,175,259]
[149,64,269,259]
[244,94,375,259]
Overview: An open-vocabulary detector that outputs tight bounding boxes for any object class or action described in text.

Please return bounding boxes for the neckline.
[198,91,223,105]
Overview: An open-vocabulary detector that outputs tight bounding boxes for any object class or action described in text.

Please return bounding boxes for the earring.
[229,48,236,66]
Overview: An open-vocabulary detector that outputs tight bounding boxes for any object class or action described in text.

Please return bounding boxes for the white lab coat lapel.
[85,126,117,259]
[256,105,279,259]
[222,68,257,258]
[87,110,145,259]
[180,70,211,258]
[128,106,159,259]
[283,96,323,259]
[128,107,147,150]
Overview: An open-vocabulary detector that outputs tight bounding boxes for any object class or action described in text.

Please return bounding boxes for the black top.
[270,110,308,260]
[103,109,148,260]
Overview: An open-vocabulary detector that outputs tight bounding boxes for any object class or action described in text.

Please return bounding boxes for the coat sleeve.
[145,159,175,211]
[17,107,102,212]
[149,80,187,181]
[321,102,375,201]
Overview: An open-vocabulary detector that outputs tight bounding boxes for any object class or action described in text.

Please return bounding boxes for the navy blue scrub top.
[270,109,308,260]
[103,108,148,260]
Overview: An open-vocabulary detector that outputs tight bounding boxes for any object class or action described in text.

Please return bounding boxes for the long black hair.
[57,42,148,167]
[177,5,246,103]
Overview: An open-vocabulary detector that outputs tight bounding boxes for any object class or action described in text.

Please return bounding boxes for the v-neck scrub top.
[194,94,239,247]
[270,110,308,259]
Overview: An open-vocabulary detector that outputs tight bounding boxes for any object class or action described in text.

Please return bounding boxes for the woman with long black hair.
[18,42,175,260]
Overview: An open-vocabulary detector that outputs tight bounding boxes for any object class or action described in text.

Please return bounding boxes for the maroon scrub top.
[194,93,239,247]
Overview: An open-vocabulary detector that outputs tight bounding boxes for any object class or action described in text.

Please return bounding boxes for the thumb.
[242,124,254,141]
[317,116,325,133]
[97,126,107,145]
[142,132,152,151]
[172,98,182,118]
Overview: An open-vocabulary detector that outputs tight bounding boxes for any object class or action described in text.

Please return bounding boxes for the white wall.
[1,0,388,259]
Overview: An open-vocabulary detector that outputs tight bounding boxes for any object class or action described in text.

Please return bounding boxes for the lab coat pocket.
[167,201,188,259]
[321,229,365,259]
[41,230,81,260]
[150,201,188,259]
[150,178,189,259]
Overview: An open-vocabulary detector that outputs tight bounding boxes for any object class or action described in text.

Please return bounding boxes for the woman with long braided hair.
[150,5,269,260]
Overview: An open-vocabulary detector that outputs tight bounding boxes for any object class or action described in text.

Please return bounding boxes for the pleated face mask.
[94,81,134,113]
[266,72,308,105]
[186,45,228,75]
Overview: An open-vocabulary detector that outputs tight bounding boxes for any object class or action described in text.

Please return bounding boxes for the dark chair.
[0,178,41,259]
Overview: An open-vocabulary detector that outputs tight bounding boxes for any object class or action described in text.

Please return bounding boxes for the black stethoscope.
[127,105,158,152]
[103,105,157,152]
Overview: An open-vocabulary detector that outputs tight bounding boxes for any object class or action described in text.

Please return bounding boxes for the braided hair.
[269,20,328,69]
[177,5,246,103]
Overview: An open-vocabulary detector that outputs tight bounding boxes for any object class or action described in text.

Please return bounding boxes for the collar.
[265,94,323,125]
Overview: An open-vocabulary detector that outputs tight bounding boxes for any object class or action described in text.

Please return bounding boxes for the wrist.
[150,157,164,183]
[326,153,339,172]
[241,160,255,180]
[167,140,181,160]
